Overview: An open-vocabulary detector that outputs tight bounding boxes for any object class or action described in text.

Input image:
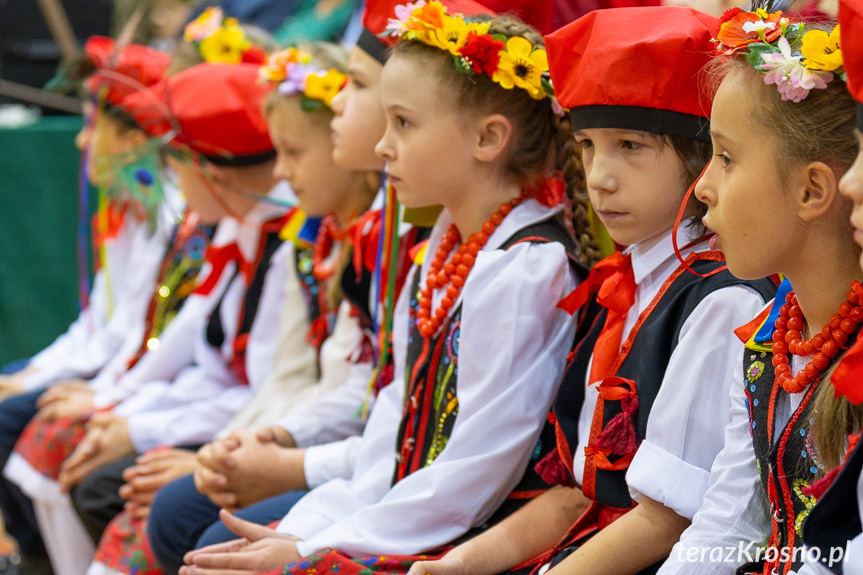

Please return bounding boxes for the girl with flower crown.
[180,1,597,574]
[654,6,861,575]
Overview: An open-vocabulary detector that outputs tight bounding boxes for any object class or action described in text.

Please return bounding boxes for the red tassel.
[306,316,330,348]
[535,450,574,487]
[803,467,841,499]
[595,396,639,456]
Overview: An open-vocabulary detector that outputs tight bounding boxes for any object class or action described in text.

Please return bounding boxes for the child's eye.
[576,138,593,148]
[621,140,641,151]
[715,152,732,168]
[396,116,410,128]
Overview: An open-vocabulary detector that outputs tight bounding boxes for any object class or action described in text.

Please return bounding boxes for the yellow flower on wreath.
[425,15,490,56]
[801,25,842,72]
[305,69,348,107]
[199,18,250,64]
[493,36,548,100]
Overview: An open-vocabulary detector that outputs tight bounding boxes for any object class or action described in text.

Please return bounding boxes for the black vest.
[554,255,776,509]
[392,214,587,530]
[803,436,863,575]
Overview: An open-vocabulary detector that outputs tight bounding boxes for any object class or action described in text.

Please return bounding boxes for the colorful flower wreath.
[183,7,266,65]
[384,0,562,110]
[259,48,347,110]
[715,7,844,103]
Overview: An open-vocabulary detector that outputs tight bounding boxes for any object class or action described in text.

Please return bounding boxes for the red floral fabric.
[14,414,90,479]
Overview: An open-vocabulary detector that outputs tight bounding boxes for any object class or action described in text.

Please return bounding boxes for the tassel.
[595,396,639,456]
[535,450,574,487]
[306,316,330,348]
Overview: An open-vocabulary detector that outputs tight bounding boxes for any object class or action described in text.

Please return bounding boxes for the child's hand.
[34,383,95,422]
[0,367,36,401]
[206,429,307,509]
[408,555,467,575]
[58,413,133,491]
[254,425,296,448]
[120,448,198,518]
[180,509,301,575]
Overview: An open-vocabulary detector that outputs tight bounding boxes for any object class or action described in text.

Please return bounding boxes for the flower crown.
[259,48,347,110]
[183,7,266,65]
[715,7,845,103]
[384,0,562,110]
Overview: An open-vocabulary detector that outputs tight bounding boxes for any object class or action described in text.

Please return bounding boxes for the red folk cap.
[358,0,495,63]
[125,63,274,166]
[83,36,170,108]
[546,6,719,142]
[840,0,863,130]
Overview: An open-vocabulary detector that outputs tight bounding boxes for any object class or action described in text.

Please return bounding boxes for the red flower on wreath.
[719,7,744,25]
[717,10,785,55]
[459,31,504,76]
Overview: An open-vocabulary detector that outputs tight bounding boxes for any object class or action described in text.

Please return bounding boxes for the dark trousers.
[0,389,45,556]
[69,455,138,544]
[148,473,308,575]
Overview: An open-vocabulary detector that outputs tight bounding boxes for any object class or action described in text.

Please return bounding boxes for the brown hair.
[263,41,377,310]
[392,16,600,266]
[711,21,862,470]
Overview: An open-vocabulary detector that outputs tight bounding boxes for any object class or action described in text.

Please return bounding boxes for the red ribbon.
[194,243,252,296]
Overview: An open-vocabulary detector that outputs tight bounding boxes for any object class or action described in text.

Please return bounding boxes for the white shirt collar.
[625,220,706,286]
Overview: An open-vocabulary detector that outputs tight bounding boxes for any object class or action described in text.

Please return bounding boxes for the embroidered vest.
[554,255,776,511]
[740,351,826,575]
[294,243,335,370]
[127,213,215,369]
[205,214,289,386]
[392,214,583,484]
[802,437,863,575]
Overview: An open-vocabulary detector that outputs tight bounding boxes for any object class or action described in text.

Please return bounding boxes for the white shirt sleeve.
[626,285,770,519]
[116,241,291,451]
[656,346,772,575]
[25,215,169,390]
[280,240,578,558]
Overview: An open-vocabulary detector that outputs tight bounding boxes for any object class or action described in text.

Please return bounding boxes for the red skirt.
[14,414,90,479]
[261,548,448,575]
[93,510,164,575]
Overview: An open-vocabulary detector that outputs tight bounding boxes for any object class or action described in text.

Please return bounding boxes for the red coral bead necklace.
[771,283,863,393]
[416,195,523,338]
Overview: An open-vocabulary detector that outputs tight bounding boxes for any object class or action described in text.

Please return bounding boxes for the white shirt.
[570,225,768,521]
[276,199,579,558]
[112,186,293,451]
[24,183,185,391]
[658,343,811,575]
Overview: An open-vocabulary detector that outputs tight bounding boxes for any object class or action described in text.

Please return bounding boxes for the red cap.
[358,0,495,63]
[480,0,552,34]
[546,6,718,142]
[125,63,274,166]
[83,36,170,109]
[840,0,863,129]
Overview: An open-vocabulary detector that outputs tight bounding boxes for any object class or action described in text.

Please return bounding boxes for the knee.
[148,475,199,574]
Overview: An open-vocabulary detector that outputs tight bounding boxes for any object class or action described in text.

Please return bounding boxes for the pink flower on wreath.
[385,0,426,36]
[760,37,833,102]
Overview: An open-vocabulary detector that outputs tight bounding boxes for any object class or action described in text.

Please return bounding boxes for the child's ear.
[796,161,839,222]
[474,113,513,164]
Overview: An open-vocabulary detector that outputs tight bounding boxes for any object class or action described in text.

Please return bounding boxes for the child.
[0,37,177,575]
[146,1,437,568]
[83,42,381,575]
[655,7,861,575]
[182,2,589,573]
[797,2,863,574]
[410,6,778,575]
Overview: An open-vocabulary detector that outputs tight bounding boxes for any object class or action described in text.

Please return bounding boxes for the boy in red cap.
[795,2,863,574]
[410,6,777,575]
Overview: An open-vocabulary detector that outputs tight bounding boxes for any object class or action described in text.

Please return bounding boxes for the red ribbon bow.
[194,243,252,296]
